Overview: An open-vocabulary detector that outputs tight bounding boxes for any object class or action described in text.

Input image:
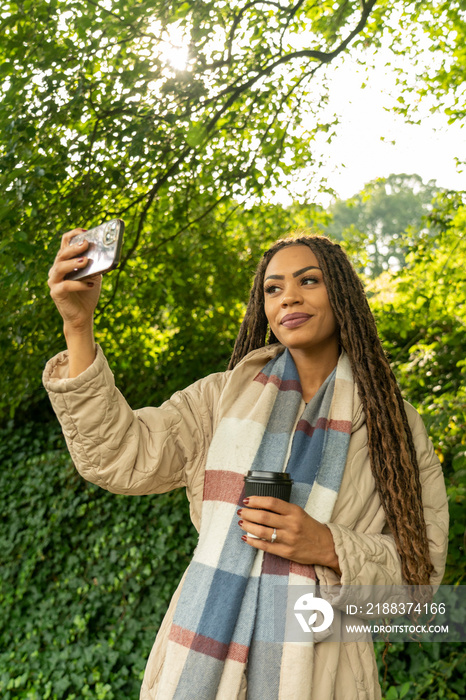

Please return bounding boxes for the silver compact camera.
[65,219,124,281]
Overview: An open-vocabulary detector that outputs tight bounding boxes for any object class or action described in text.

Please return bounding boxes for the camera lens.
[104,222,117,245]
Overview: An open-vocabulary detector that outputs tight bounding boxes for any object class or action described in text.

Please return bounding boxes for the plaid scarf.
[157,349,353,699]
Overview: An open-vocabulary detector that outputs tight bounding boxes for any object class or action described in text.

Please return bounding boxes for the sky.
[297,49,465,206]
[162,20,465,207]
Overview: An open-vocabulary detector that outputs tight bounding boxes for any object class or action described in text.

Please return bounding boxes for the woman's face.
[263,245,339,356]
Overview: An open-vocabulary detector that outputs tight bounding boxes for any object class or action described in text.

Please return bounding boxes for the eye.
[301,276,319,286]
[264,284,281,295]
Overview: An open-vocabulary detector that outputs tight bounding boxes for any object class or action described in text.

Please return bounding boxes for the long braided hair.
[229,234,434,587]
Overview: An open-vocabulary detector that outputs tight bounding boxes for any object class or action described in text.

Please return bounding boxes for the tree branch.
[200,0,376,113]
[95,194,231,315]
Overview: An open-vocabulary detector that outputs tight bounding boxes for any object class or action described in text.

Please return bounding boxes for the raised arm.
[48,228,101,376]
[45,229,234,528]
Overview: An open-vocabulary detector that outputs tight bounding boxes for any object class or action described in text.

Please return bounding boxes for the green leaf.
[186,122,208,148]
[399,681,411,698]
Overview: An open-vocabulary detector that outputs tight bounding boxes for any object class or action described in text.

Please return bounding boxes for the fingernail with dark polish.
[236,509,242,516]
[241,535,247,542]
[238,520,243,527]
[242,498,250,505]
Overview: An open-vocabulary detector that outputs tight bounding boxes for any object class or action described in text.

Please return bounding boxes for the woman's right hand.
[48,228,102,377]
[48,229,102,333]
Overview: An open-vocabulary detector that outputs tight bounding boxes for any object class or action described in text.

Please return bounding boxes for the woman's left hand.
[237,496,341,575]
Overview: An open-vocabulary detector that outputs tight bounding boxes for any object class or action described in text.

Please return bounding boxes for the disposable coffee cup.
[243,471,293,539]
[244,470,293,501]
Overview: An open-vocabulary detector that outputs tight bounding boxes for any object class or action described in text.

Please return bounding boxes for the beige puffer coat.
[43,344,449,700]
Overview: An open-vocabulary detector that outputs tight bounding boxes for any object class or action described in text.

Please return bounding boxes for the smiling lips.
[280,313,312,328]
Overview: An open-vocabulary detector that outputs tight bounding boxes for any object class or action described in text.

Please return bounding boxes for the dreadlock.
[229,234,434,588]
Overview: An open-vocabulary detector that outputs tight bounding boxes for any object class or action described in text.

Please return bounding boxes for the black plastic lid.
[245,470,292,481]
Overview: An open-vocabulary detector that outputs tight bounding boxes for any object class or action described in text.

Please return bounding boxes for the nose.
[280,285,303,307]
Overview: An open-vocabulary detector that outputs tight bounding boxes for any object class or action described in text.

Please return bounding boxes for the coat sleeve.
[316,403,449,595]
[42,345,227,505]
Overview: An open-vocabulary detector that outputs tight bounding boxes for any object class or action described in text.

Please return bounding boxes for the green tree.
[322,173,440,276]
[389,1,466,135]
[0,0,392,418]
[369,190,466,583]
[369,190,466,700]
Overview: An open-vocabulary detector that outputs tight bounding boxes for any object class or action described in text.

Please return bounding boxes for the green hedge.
[0,421,197,699]
[375,642,465,699]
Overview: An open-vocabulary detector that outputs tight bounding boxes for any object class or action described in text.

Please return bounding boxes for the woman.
[44,231,449,699]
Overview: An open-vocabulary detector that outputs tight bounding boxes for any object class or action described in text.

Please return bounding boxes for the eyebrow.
[264,265,321,282]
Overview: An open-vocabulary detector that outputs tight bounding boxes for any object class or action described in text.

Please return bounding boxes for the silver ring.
[270,528,277,543]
